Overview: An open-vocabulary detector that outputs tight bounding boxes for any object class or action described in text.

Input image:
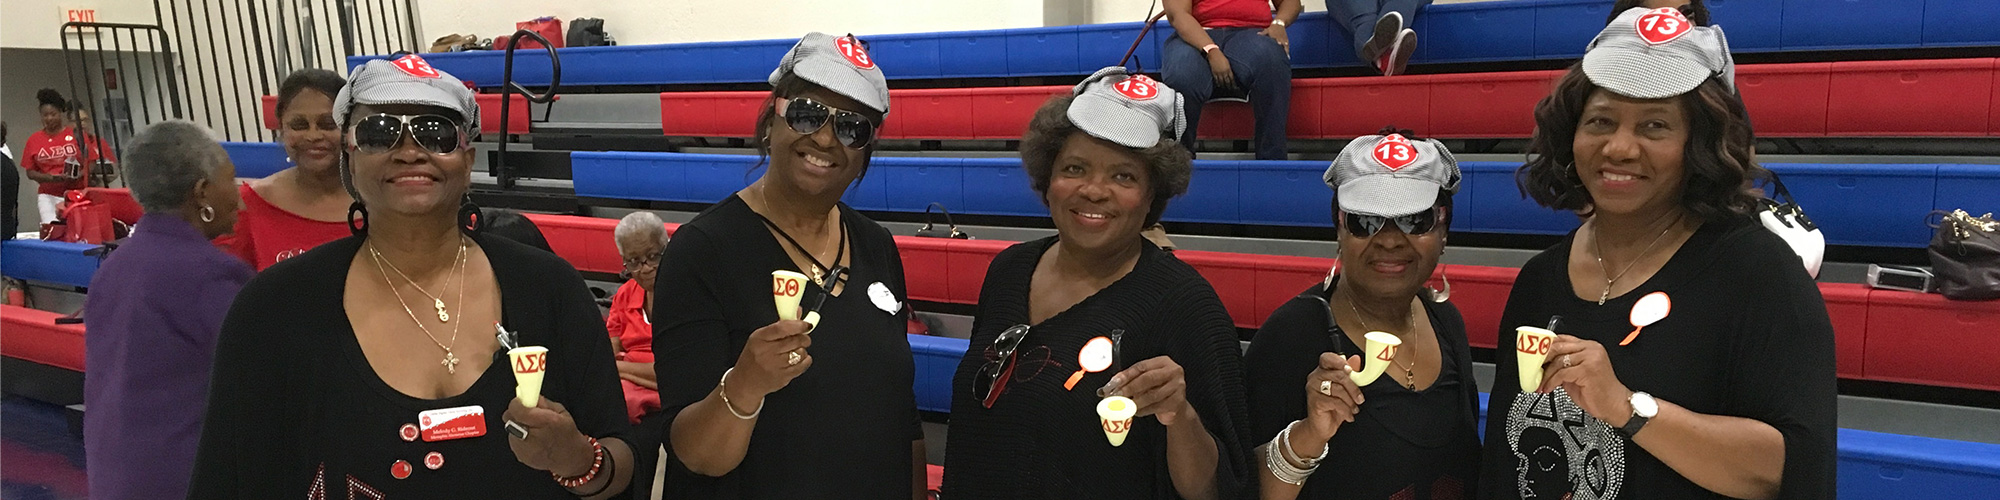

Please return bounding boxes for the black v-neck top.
[186,233,630,499]
[650,195,920,499]
[1244,280,1482,499]
[1478,215,1837,500]
[941,236,1252,500]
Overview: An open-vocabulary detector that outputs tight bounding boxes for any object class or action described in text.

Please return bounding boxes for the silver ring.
[786,350,802,366]
[1562,354,1575,368]
[504,420,529,440]
[1318,380,1334,397]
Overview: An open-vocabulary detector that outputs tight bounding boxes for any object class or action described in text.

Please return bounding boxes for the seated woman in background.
[1245,132,1480,499]
[608,210,668,496]
[942,67,1250,500]
[216,68,356,269]
[187,55,634,498]
[1480,8,1834,500]
[83,120,252,500]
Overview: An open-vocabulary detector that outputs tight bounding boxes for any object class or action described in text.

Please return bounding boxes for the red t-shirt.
[605,279,660,422]
[24,128,113,196]
[1194,0,1274,29]
[214,183,354,270]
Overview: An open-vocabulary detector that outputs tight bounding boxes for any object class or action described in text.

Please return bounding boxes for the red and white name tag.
[835,36,875,69]
[392,54,440,78]
[418,405,487,442]
[1372,133,1417,171]
[1635,7,1690,45]
[1114,75,1160,101]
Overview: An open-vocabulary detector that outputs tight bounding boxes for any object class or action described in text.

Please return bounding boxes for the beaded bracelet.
[552,436,605,489]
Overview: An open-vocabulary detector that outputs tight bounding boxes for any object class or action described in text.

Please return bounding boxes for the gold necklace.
[368,238,469,374]
[1344,294,1420,390]
[1590,214,1681,305]
[373,242,456,323]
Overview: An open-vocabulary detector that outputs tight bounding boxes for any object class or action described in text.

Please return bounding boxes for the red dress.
[605,279,660,423]
[213,183,354,270]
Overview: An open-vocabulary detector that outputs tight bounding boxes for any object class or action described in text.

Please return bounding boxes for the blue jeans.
[1327,0,1433,59]
[1162,27,1292,160]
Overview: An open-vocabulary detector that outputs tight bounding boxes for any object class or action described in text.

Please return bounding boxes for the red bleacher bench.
[1,305,86,372]
[1864,289,2000,392]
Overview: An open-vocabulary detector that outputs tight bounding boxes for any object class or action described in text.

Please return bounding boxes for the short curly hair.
[276,68,346,117]
[1019,94,1192,226]
[1515,65,1766,222]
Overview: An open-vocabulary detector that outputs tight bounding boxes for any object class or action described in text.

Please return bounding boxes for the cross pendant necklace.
[441,350,459,373]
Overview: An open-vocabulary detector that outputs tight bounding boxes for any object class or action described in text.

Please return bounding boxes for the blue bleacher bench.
[222,141,288,179]
[350,0,1999,88]
[1,240,104,289]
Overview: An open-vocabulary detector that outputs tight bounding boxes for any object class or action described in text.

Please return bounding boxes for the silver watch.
[1621,391,1658,437]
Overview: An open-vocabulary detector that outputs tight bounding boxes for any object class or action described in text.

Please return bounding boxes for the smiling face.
[39,104,63,132]
[280,89,341,173]
[1044,132,1154,254]
[762,85,874,200]
[344,103,473,219]
[1336,205,1447,301]
[1572,89,1689,219]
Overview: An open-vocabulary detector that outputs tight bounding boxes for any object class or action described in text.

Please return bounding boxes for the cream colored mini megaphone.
[1349,331,1403,387]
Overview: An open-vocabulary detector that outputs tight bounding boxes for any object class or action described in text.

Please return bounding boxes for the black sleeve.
[186,273,300,499]
[1242,296,1326,449]
[544,252,631,443]
[1158,279,1253,500]
[1719,242,1838,500]
[650,226,734,441]
[1478,261,1550,500]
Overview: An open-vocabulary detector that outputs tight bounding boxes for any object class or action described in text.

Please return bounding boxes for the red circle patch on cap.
[1635,7,1690,45]
[1113,75,1161,101]
[835,36,875,69]
[1372,134,1419,171]
[391,54,440,78]
[424,452,444,470]
[390,460,413,479]
[398,424,419,442]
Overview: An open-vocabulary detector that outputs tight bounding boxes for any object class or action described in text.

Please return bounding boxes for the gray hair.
[125,120,229,214]
[614,211,669,252]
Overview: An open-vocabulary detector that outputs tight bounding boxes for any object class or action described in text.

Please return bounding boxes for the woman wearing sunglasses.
[1243,132,1480,499]
[214,69,356,270]
[1480,9,1834,500]
[651,33,927,500]
[942,67,1250,500]
[188,55,636,498]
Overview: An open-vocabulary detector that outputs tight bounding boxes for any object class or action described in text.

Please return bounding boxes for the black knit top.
[941,236,1251,500]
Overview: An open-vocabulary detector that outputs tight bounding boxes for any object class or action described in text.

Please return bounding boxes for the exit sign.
[62,7,97,24]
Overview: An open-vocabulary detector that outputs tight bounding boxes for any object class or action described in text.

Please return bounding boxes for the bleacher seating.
[348,0,2000,88]
[0,305,86,372]
[0,240,103,289]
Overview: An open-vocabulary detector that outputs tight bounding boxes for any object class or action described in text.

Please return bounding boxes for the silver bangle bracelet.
[1280,420,1330,467]
[717,368,763,420]
[1267,421,1318,485]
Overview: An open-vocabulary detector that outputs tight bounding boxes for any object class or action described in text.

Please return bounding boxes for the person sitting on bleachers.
[82,120,253,500]
[1480,8,1835,500]
[942,67,1250,500]
[1611,0,1709,25]
[1328,0,1426,76]
[1246,131,1480,499]
[1161,0,1300,160]
[187,55,636,498]
[214,69,356,270]
[651,32,928,499]
[607,210,667,496]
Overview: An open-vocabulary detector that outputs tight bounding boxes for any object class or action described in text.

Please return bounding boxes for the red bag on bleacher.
[498,17,564,50]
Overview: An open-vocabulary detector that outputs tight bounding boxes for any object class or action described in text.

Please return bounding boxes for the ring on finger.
[786,350,803,366]
[1562,354,1575,368]
[1318,380,1334,397]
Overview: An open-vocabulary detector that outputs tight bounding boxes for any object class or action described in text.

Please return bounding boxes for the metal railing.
[61,22,186,187]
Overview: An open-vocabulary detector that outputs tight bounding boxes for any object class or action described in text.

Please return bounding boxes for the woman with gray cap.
[188,54,635,498]
[1244,131,1479,499]
[650,33,927,499]
[1480,7,1834,500]
[942,67,1250,500]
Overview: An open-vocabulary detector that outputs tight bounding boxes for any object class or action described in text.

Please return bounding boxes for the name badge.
[418,405,487,442]
[868,282,901,315]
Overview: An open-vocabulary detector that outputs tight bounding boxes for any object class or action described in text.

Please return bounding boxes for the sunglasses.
[1343,206,1449,238]
[348,113,466,155]
[779,97,876,149]
[972,325,1055,409]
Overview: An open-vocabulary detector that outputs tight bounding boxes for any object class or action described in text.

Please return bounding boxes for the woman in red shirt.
[607,211,668,496]
[23,89,108,224]
[213,69,354,269]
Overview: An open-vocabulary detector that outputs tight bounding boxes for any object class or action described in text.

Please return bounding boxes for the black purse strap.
[918,202,969,239]
[1761,171,1817,231]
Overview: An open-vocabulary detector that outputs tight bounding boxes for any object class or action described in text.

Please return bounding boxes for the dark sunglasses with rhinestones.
[1342,206,1451,238]
[779,97,877,149]
[347,113,467,155]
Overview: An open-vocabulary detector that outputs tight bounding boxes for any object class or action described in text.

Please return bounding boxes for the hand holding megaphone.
[1301,352,1365,443]
[1346,331,1404,386]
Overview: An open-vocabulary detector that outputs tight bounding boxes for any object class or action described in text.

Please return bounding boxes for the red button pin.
[390,460,412,480]
[1113,75,1160,101]
[1636,7,1691,45]
[424,451,444,470]
[398,423,419,442]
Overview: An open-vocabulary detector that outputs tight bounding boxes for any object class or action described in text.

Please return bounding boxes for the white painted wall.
[0,0,161,49]
[412,0,1050,46]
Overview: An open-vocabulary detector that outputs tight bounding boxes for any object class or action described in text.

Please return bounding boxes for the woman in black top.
[1246,133,1480,499]
[1479,10,1835,500]
[651,33,925,499]
[187,56,634,498]
[942,67,1250,500]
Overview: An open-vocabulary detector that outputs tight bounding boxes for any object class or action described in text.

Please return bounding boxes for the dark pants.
[628,410,668,499]
[1326,0,1434,59]
[1162,27,1292,160]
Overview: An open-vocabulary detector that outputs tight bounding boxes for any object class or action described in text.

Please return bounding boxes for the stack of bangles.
[1267,420,1329,485]
[554,436,612,496]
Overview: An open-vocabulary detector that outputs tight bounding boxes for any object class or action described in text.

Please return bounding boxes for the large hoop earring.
[348,201,369,235]
[457,195,483,233]
[1429,263,1452,303]
[199,204,216,223]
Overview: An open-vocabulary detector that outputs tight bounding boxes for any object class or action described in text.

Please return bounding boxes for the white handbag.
[1759,174,1825,278]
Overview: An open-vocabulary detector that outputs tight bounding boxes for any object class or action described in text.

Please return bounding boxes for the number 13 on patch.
[1636,7,1690,45]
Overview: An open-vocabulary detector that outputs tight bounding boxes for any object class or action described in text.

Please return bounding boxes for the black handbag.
[914,203,970,239]
[1928,209,2000,301]
[566,18,611,47]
